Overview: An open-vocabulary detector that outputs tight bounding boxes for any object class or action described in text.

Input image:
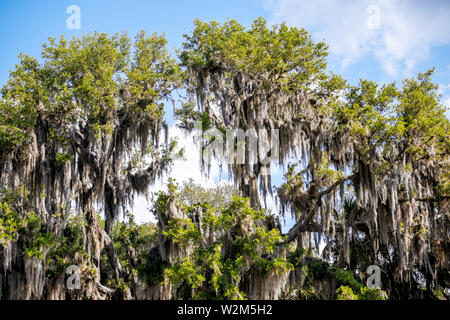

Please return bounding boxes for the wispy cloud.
[131,124,285,226]
[132,124,223,223]
[265,0,450,76]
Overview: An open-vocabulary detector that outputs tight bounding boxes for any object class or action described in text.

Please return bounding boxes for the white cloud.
[443,96,450,118]
[444,96,450,106]
[438,83,450,94]
[265,0,450,76]
[437,83,450,118]
[130,124,289,229]
[131,124,223,223]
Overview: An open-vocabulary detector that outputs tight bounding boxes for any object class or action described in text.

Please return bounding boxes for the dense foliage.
[0,18,448,300]
[177,18,450,299]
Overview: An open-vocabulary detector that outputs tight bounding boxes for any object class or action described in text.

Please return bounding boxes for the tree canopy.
[0,18,449,300]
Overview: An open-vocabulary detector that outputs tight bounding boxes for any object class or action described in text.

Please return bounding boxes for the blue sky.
[1,0,449,224]
[2,1,450,89]
[0,0,265,86]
